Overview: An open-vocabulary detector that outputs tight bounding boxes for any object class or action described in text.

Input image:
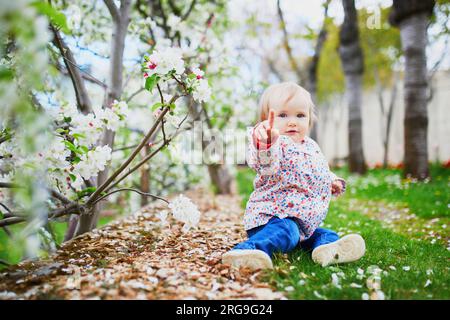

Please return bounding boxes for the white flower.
[402,266,411,271]
[331,273,341,289]
[73,145,112,180]
[192,79,211,103]
[191,66,204,79]
[70,113,103,146]
[168,194,201,232]
[145,48,185,76]
[371,290,385,300]
[362,293,369,300]
[97,108,121,131]
[111,100,129,118]
[158,210,169,226]
[284,286,294,292]
[424,279,432,287]
[144,17,157,30]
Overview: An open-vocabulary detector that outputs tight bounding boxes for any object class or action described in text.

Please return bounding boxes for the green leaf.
[72,133,86,140]
[31,1,71,34]
[145,74,159,92]
[69,174,76,182]
[72,156,81,164]
[169,103,176,110]
[79,146,89,154]
[0,67,14,81]
[64,141,82,155]
[151,102,164,111]
[76,187,97,198]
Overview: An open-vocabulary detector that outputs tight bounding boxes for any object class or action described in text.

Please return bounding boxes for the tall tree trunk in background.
[307,0,330,143]
[339,0,367,174]
[389,0,435,180]
[75,0,132,236]
[188,100,232,194]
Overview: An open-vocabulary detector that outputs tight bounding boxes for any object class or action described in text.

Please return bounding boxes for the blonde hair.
[257,82,317,129]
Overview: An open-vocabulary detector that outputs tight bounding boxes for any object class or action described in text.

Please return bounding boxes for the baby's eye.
[279,113,287,118]
[297,114,305,118]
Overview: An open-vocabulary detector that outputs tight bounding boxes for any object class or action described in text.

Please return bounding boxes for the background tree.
[339,0,367,174]
[389,0,436,180]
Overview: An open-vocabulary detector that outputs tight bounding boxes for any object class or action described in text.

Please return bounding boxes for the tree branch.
[104,0,121,23]
[182,0,197,21]
[93,188,169,205]
[276,0,304,84]
[50,24,93,114]
[86,105,171,205]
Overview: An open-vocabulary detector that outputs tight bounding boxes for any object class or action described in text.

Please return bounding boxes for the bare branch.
[49,189,72,205]
[86,105,171,205]
[104,0,121,22]
[50,24,93,114]
[0,217,26,227]
[93,188,169,205]
[103,102,188,193]
[0,202,12,214]
[55,62,107,89]
[156,83,165,104]
[125,87,145,103]
[182,0,197,21]
[0,182,19,188]
[276,0,304,84]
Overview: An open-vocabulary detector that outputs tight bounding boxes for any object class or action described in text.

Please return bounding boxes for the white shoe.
[222,249,273,270]
[311,234,366,267]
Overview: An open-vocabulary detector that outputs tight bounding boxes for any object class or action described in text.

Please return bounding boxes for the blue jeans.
[233,217,339,258]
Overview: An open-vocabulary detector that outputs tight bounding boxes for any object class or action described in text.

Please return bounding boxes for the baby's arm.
[330,171,346,196]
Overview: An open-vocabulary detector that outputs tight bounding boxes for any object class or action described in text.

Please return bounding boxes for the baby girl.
[222,82,366,270]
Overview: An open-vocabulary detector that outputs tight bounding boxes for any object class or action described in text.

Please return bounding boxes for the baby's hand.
[253,109,280,149]
[331,179,346,197]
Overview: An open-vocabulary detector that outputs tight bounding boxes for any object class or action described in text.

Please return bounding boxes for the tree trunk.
[188,100,232,194]
[75,0,131,236]
[339,0,367,174]
[389,0,435,179]
[383,72,398,168]
[399,13,430,179]
[307,1,330,144]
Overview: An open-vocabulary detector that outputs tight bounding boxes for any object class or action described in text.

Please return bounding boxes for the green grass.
[333,164,450,219]
[236,165,450,299]
[0,216,114,268]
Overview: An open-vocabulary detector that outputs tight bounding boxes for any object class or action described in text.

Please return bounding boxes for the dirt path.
[0,186,285,300]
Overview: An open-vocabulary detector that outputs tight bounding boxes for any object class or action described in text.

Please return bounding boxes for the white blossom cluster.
[142,48,212,104]
[167,194,201,232]
[1,101,129,198]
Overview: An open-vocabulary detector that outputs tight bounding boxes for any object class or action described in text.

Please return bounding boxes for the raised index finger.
[268,109,275,129]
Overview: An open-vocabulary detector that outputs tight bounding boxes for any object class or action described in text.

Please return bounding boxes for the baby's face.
[270,95,310,143]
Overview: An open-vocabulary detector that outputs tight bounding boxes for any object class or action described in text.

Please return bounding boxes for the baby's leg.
[306,228,365,267]
[235,217,300,256]
[300,228,340,252]
[222,217,300,270]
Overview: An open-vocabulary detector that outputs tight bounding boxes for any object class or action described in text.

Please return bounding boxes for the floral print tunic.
[244,125,340,241]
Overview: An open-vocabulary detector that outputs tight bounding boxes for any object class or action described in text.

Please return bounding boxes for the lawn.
[235,165,450,299]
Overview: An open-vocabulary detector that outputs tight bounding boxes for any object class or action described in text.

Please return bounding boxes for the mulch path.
[0,186,285,300]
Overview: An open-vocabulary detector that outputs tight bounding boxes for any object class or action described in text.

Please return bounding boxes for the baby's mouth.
[285,130,298,134]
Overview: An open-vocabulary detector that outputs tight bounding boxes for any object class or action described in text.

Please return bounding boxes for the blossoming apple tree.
[0,0,237,260]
